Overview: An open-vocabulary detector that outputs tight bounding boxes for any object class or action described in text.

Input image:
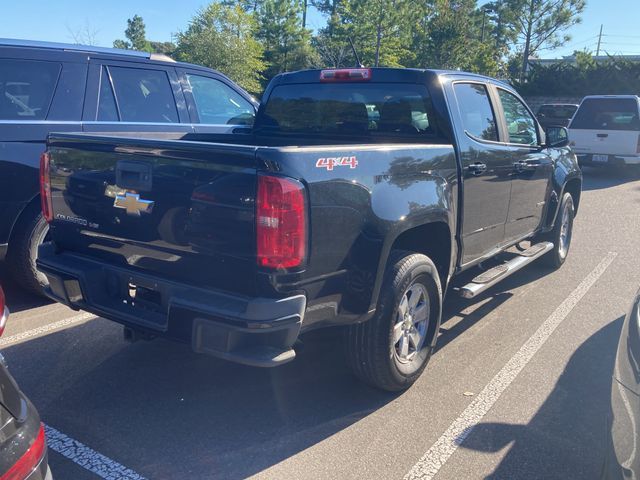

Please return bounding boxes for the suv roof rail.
[0,38,151,59]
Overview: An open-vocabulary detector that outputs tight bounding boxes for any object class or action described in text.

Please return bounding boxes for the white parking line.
[45,424,146,480]
[0,312,95,348]
[404,252,617,480]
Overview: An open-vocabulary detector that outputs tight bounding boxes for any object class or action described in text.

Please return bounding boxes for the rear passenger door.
[82,61,192,134]
[449,81,514,265]
[494,87,552,243]
[177,69,256,134]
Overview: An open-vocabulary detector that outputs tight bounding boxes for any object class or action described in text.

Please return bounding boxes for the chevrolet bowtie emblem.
[113,192,154,216]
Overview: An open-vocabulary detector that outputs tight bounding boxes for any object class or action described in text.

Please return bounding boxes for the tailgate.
[569,128,640,156]
[46,134,258,294]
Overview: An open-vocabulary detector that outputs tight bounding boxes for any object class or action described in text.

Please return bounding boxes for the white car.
[568,95,640,167]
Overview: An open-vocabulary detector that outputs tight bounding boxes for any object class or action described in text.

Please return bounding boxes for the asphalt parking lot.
[1,166,639,480]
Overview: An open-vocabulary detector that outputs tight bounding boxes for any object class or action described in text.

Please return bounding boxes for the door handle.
[513,159,539,172]
[597,133,608,138]
[468,162,487,176]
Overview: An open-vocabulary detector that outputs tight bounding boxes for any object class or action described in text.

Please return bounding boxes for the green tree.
[113,14,152,52]
[406,0,499,75]
[504,0,585,81]
[221,0,264,12]
[258,0,318,78]
[175,3,266,93]
[149,41,176,56]
[338,0,413,67]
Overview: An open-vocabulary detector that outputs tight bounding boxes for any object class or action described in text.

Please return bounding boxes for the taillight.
[256,175,306,270]
[0,286,6,337]
[0,423,46,480]
[320,68,372,82]
[39,152,53,223]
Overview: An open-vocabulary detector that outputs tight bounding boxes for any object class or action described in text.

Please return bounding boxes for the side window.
[0,59,61,120]
[185,74,254,126]
[108,66,179,123]
[453,83,498,141]
[97,67,119,121]
[497,89,538,146]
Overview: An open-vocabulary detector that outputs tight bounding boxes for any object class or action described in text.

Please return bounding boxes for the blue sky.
[0,0,637,59]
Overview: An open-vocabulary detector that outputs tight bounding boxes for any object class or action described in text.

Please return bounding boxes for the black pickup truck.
[37,68,581,391]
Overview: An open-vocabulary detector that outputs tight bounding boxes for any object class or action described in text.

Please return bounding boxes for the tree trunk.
[374,1,384,67]
[302,0,308,28]
[520,0,535,82]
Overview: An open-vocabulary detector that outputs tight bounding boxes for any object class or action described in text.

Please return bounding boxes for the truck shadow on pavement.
[3,260,558,479]
[0,249,563,479]
[581,166,640,191]
[0,264,53,313]
[457,317,623,480]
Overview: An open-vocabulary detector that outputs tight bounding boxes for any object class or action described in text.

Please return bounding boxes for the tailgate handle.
[116,161,153,191]
[596,133,608,138]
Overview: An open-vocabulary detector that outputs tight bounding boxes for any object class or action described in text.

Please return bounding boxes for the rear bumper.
[36,245,306,367]
[577,153,640,166]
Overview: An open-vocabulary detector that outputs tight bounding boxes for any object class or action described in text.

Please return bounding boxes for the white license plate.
[592,154,609,162]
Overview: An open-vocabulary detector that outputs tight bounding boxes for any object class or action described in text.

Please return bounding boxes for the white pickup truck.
[568,95,640,167]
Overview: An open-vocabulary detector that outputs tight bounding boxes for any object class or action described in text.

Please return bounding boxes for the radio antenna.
[348,37,364,68]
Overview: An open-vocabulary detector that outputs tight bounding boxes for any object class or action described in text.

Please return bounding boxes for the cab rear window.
[570,98,640,131]
[0,59,61,120]
[259,83,443,143]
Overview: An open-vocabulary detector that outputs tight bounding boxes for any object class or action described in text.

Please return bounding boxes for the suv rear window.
[259,83,442,143]
[0,59,61,120]
[570,98,640,131]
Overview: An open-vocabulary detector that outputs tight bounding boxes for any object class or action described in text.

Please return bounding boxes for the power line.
[602,34,640,39]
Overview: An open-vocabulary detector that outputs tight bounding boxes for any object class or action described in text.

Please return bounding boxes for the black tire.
[6,204,50,296]
[344,251,442,391]
[539,192,574,269]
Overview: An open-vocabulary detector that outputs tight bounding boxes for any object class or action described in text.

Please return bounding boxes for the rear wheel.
[344,251,442,391]
[6,204,50,296]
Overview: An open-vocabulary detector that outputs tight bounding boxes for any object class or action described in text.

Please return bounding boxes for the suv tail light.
[320,68,372,82]
[0,423,46,480]
[256,175,306,269]
[39,152,53,223]
[0,286,6,337]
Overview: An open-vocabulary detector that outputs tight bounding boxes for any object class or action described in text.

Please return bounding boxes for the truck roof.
[271,67,513,89]
[0,38,213,73]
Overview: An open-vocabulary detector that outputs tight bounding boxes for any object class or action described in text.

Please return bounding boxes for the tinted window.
[570,98,640,131]
[453,83,498,141]
[186,75,254,126]
[97,67,119,121]
[537,105,577,118]
[497,89,538,146]
[109,67,178,123]
[0,59,61,120]
[260,83,440,143]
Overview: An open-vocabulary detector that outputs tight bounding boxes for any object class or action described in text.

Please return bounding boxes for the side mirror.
[545,126,569,148]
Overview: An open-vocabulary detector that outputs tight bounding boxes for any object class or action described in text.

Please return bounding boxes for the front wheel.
[540,192,574,269]
[344,251,442,391]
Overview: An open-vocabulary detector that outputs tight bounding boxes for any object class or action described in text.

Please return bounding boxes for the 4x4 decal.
[315,156,358,171]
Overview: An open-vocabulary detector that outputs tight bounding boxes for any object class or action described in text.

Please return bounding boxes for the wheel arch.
[368,218,454,313]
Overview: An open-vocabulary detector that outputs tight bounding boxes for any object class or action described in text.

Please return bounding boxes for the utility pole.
[596,24,603,56]
[481,10,486,42]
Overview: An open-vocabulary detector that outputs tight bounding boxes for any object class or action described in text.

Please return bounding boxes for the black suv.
[0,38,258,295]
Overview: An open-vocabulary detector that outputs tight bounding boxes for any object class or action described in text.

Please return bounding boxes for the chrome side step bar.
[459,241,554,299]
